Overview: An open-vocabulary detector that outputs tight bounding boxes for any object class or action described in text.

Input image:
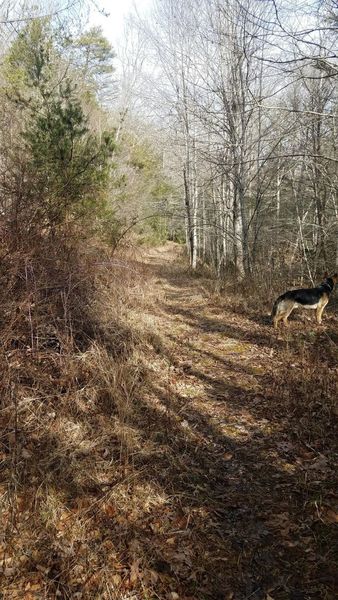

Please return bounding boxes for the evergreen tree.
[4,19,115,230]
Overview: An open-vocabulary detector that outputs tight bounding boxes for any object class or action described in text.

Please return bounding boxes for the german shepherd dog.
[272,272,337,329]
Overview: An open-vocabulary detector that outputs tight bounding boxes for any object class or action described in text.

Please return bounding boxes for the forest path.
[130,242,336,600]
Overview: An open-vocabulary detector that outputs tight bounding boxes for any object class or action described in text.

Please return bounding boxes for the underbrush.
[0,232,153,598]
[193,257,338,319]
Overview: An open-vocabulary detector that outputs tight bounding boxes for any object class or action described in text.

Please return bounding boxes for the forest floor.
[127,243,337,600]
[1,242,337,600]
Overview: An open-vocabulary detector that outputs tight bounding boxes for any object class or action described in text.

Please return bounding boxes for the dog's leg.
[274,310,286,329]
[283,304,295,326]
[273,316,279,329]
[316,302,328,325]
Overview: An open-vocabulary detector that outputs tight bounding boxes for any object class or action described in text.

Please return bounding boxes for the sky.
[89,0,151,47]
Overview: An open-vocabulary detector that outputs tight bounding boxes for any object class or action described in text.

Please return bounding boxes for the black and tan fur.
[271,272,337,329]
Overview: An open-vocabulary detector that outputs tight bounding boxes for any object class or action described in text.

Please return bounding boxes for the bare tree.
[123,0,337,279]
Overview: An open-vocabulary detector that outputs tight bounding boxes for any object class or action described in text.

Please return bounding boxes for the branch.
[0,0,82,24]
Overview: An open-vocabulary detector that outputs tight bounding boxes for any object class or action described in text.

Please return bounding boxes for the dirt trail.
[1,244,336,600]
[130,243,337,600]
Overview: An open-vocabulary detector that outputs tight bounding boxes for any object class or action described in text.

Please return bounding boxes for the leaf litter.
[0,243,337,599]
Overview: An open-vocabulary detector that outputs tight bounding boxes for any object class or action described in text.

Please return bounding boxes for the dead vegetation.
[0,233,149,598]
[0,242,337,600]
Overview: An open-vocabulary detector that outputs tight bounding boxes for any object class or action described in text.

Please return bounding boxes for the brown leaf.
[324,508,338,524]
[307,456,329,471]
[30,583,42,592]
[166,537,176,545]
[130,558,140,584]
[223,452,233,461]
[149,569,159,584]
[112,573,122,586]
[2,567,16,576]
[102,503,116,518]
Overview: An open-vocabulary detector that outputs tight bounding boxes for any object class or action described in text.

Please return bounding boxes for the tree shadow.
[122,365,337,600]
[164,303,281,350]
[2,249,336,600]
[3,326,336,599]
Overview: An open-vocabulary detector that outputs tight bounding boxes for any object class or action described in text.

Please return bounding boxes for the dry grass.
[0,240,337,599]
[0,234,155,599]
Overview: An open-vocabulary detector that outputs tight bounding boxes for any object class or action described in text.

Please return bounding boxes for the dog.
[272,272,337,329]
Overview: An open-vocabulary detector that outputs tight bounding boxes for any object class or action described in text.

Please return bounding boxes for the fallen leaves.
[306,455,330,471]
[102,502,116,518]
[223,452,233,461]
[324,508,338,524]
[129,558,140,585]
[1,245,337,600]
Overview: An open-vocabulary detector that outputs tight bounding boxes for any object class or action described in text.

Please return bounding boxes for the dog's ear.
[323,270,328,278]
[332,273,338,282]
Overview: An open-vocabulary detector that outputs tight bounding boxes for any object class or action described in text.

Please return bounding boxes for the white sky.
[89,0,151,47]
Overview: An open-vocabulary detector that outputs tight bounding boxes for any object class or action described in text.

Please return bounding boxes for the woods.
[4,0,334,282]
[124,0,338,279]
[0,1,337,599]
